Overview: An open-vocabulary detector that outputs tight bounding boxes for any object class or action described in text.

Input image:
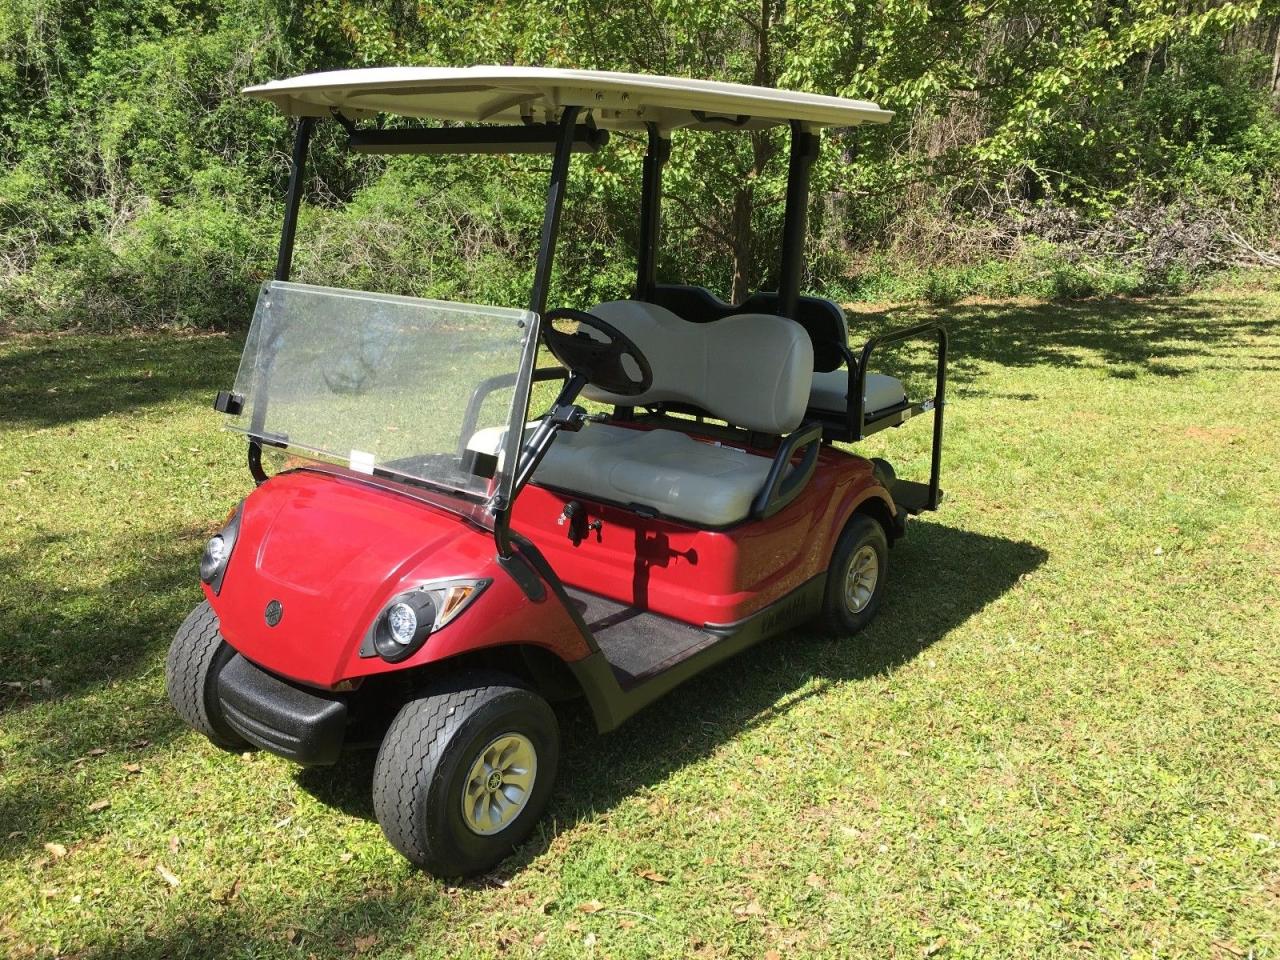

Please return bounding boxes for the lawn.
[1,279,1278,958]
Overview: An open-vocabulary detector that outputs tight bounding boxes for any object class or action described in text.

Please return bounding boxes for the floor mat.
[563,587,720,687]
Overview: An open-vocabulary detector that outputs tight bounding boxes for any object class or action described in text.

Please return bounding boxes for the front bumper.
[217,654,347,765]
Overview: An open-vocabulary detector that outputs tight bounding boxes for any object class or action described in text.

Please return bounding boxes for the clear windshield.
[225,282,538,518]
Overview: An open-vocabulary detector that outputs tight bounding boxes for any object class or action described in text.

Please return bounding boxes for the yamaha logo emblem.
[264,600,284,627]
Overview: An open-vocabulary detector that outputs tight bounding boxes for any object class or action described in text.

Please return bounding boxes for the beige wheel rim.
[461,732,537,836]
[844,545,879,614]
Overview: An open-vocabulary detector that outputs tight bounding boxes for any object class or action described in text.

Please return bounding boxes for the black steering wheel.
[541,308,653,397]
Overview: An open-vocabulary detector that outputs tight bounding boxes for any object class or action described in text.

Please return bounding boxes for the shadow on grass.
[846,290,1280,387]
[70,520,1044,959]
[297,521,1046,866]
[0,333,242,429]
[0,523,212,862]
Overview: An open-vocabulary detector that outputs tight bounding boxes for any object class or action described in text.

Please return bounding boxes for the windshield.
[224,282,539,520]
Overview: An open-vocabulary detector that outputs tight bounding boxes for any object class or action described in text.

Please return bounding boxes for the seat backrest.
[650,283,849,373]
[580,300,813,435]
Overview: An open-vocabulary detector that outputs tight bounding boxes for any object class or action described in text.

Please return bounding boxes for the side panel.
[510,444,892,626]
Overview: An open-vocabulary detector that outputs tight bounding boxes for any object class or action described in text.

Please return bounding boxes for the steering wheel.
[541,308,653,397]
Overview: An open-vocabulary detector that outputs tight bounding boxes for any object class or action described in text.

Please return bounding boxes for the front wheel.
[819,514,889,636]
[372,672,559,877]
[165,601,248,750]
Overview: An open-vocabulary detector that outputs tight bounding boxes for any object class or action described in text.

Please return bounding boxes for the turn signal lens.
[434,584,479,629]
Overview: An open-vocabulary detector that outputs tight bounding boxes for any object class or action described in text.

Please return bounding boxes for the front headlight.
[366,579,490,662]
[199,503,242,594]
[385,602,419,646]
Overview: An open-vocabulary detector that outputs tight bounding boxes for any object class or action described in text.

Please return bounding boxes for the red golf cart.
[166,67,947,875]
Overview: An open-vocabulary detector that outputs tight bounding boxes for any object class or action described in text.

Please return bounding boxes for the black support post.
[528,106,581,316]
[495,106,582,556]
[636,123,670,300]
[274,116,316,282]
[777,121,820,320]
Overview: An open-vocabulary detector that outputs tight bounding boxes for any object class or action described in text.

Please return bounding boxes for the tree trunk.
[727,0,781,304]
[730,184,755,303]
[1271,16,1280,93]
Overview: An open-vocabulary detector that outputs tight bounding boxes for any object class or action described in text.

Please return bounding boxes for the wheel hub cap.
[844,545,879,614]
[461,732,537,836]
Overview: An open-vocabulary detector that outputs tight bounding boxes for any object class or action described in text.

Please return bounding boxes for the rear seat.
[649,284,908,423]
[808,370,906,419]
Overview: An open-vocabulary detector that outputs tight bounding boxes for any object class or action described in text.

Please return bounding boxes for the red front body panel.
[205,470,589,688]
[206,435,892,687]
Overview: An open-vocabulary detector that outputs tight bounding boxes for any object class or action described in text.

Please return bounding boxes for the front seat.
[473,300,815,527]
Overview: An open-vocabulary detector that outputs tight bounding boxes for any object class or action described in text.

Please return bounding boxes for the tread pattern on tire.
[165,601,244,749]
[372,671,553,873]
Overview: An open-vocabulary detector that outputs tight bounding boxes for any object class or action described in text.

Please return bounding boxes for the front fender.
[206,470,589,687]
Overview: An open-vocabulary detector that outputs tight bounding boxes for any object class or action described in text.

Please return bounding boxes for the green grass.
[2,279,1279,958]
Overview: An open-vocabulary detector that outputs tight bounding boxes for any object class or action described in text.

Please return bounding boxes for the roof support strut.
[528,106,581,316]
[493,106,582,558]
[636,123,671,300]
[777,121,820,320]
[275,116,315,283]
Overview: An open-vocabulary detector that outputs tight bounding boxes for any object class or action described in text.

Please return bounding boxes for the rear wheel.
[165,601,247,750]
[819,514,889,636]
[372,672,559,877]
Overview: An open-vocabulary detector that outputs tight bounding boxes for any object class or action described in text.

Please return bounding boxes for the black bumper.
[217,654,347,765]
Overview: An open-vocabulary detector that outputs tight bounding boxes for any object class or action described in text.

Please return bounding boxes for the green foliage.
[1,0,1278,329]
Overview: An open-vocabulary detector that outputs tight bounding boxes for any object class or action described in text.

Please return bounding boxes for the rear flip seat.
[808,370,906,419]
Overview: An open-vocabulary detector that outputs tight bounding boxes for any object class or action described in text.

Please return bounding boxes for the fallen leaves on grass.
[635,868,668,884]
[43,843,67,859]
[922,937,948,956]
[155,864,180,888]
[732,899,766,921]
[577,900,605,914]
[87,800,111,813]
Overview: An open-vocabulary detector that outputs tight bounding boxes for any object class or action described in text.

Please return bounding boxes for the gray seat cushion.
[809,370,906,416]
[469,423,774,526]
[582,301,814,435]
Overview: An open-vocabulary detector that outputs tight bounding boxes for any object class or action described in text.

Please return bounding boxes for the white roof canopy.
[242,66,892,133]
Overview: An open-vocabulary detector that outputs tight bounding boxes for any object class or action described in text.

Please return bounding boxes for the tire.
[819,513,889,636]
[372,672,559,877]
[165,601,248,750]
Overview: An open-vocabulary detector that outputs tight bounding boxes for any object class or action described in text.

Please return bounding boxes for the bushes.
[2,165,276,330]
[1,2,1278,329]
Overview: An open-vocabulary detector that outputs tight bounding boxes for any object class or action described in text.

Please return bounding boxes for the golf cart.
[166,67,947,876]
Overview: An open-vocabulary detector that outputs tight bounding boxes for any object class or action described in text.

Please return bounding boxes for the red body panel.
[208,434,892,686]
[508,444,888,625]
[205,470,589,688]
